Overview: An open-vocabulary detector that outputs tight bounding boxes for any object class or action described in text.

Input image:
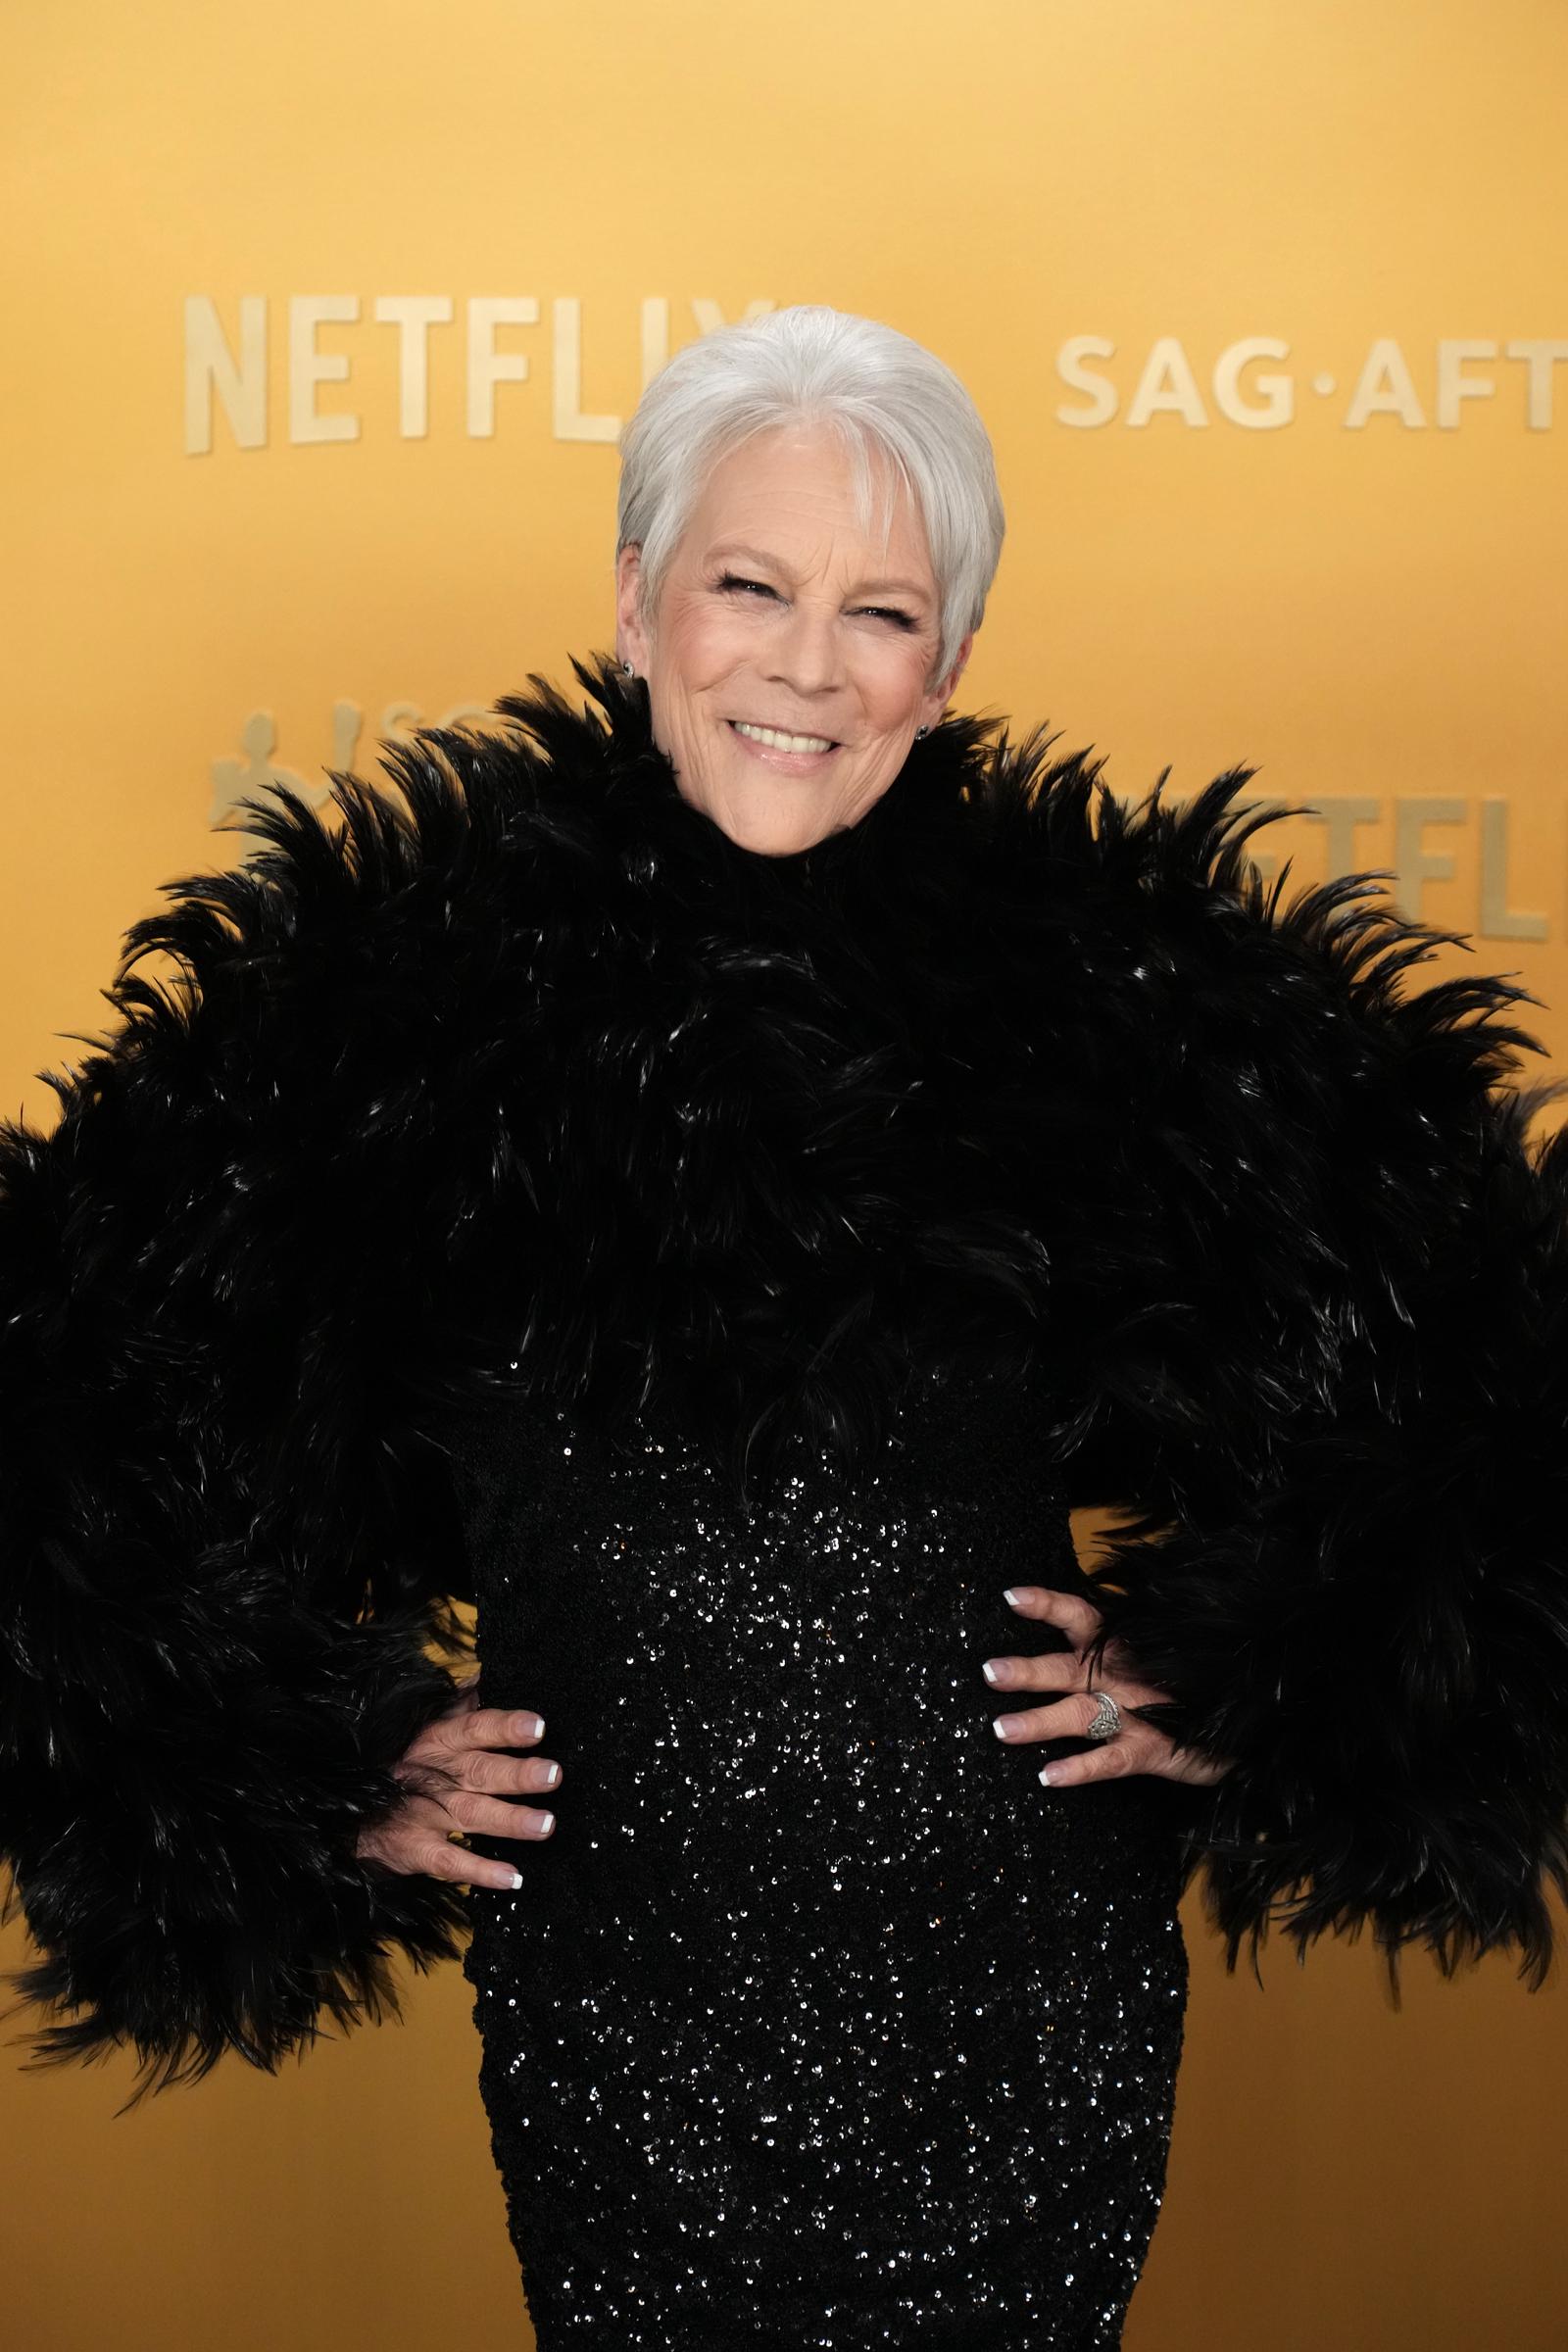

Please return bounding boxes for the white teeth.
[732,720,835,755]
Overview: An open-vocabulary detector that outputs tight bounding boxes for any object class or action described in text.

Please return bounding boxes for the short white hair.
[615,306,1005,691]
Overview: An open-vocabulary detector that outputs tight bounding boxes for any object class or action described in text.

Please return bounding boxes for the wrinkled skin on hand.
[983,1588,1234,1790]
[356,1671,562,1889]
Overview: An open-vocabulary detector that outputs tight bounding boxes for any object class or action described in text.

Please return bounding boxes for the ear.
[615,544,652,673]
[921,628,975,725]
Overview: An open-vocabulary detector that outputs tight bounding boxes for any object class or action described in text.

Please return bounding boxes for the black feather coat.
[5,650,1568,2104]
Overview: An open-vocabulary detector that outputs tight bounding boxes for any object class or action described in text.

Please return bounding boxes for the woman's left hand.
[983,1586,1233,1790]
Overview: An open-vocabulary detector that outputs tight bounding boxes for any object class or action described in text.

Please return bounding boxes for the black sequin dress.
[453,1359,1192,2349]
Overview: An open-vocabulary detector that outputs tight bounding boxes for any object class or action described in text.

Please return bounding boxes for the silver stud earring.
[622,660,636,677]
[915,724,929,740]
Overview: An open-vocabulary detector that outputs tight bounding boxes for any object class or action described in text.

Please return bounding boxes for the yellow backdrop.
[4,3,1568,2347]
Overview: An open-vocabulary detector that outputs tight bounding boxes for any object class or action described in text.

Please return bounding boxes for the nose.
[764,600,845,701]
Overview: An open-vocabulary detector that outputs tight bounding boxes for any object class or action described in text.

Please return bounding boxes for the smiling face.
[614,421,974,857]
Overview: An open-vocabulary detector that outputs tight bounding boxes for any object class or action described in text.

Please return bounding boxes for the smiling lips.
[729,718,839,754]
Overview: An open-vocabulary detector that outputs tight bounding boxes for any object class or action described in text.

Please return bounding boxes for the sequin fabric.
[452,1359,1191,2349]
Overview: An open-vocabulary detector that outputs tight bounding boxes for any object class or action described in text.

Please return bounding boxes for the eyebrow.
[706,542,933,604]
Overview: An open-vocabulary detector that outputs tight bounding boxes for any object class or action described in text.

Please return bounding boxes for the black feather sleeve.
[0,729,549,2099]
[993,735,1568,1985]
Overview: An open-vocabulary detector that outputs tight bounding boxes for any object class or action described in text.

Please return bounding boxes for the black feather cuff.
[1,1605,467,2102]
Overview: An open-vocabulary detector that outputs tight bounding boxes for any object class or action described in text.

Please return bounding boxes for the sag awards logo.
[208,697,494,829]
[181,296,1568,446]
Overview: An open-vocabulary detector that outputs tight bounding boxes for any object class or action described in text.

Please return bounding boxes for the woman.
[3,305,1567,2349]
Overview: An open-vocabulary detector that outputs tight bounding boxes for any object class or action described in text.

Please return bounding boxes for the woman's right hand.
[356,1674,562,1891]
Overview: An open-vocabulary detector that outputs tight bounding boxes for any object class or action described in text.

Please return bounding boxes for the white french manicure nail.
[545,1763,561,1786]
[981,1661,1000,1685]
[507,1869,523,1889]
[1004,1589,1025,1608]
[537,1812,556,1835]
